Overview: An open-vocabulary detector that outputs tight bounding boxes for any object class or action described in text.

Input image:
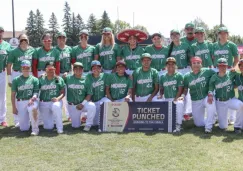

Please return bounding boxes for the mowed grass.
[1,87,243,171]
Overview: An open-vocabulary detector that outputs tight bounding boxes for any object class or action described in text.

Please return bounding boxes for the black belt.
[38,69,45,71]
[217,98,230,102]
[178,67,187,69]
[13,70,20,72]
[40,100,50,102]
[17,98,29,101]
[68,102,79,105]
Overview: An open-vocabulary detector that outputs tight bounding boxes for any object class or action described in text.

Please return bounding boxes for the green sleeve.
[55,49,60,62]
[116,44,122,57]
[85,79,93,95]
[177,74,184,87]
[33,78,40,94]
[120,47,124,59]
[231,43,239,57]
[209,68,216,77]
[7,50,14,64]
[128,78,133,89]
[208,75,216,92]
[105,74,112,87]
[229,71,237,79]
[160,75,164,87]
[32,48,38,59]
[190,44,196,57]
[11,78,18,92]
[59,77,65,90]
[94,44,100,56]
[153,70,159,84]
[184,74,189,89]
[132,70,138,87]
[71,47,76,59]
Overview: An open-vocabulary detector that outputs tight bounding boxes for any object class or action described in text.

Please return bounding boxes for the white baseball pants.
[39,101,63,132]
[67,102,96,128]
[93,97,111,126]
[191,96,216,129]
[0,71,7,123]
[135,94,158,102]
[16,100,39,133]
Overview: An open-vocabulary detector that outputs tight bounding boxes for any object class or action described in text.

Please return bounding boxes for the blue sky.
[0,0,242,37]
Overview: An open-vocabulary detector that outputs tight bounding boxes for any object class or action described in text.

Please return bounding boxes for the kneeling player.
[105,61,133,102]
[132,53,159,102]
[183,57,216,133]
[64,62,96,131]
[39,62,65,134]
[11,60,39,135]
[157,57,184,132]
[208,58,243,132]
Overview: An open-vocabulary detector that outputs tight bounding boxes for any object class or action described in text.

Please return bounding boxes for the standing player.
[39,62,65,134]
[180,22,197,46]
[157,57,184,132]
[117,29,147,75]
[183,57,216,133]
[94,27,121,73]
[106,61,133,102]
[191,27,213,68]
[71,30,95,77]
[145,33,169,76]
[0,26,12,127]
[64,62,96,131]
[169,29,192,119]
[212,27,239,124]
[132,53,159,102]
[55,32,72,121]
[11,60,39,135]
[208,58,242,131]
[32,33,60,78]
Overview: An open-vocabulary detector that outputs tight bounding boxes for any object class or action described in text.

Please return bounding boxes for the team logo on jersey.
[100,51,114,56]
[163,80,177,87]
[39,56,55,62]
[77,52,92,59]
[92,81,104,88]
[214,50,229,56]
[189,77,205,86]
[18,84,33,91]
[126,55,140,60]
[68,84,84,89]
[112,108,120,117]
[215,80,232,89]
[18,56,32,61]
[111,83,127,88]
[152,54,165,59]
[41,84,57,90]
[60,53,70,60]
[195,49,209,56]
[137,78,152,84]
[171,50,185,56]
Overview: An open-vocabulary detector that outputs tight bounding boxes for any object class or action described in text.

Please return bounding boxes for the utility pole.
[12,0,15,37]
[220,0,223,26]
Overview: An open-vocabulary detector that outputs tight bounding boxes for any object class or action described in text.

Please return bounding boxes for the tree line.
[25,1,243,47]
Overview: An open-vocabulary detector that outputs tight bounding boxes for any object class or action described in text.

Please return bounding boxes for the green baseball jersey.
[145,45,169,71]
[209,71,236,100]
[12,75,39,100]
[160,72,183,99]
[33,47,60,70]
[106,73,133,100]
[71,45,95,72]
[169,42,191,68]
[212,40,239,67]
[0,41,12,71]
[133,67,159,97]
[191,41,213,67]
[235,73,243,101]
[94,43,121,70]
[86,73,108,102]
[39,76,65,101]
[120,45,144,70]
[184,68,215,101]
[55,45,72,73]
[8,47,35,71]
[64,75,93,104]
[180,37,197,46]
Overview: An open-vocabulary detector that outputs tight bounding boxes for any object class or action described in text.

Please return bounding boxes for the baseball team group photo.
[1,0,243,170]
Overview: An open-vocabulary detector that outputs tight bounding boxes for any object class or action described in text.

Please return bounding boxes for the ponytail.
[168,41,174,56]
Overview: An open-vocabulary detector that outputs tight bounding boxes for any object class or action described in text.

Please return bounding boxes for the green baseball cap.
[170,29,180,35]
[185,22,195,29]
[21,60,31,67]
[91,60,101,67]
[141,53,152,59]
[217,58,228,66]
[218,27,229,34]
[195,27,205,33]
[102,27,112,34]
[166,57,176,64]
[73,62,83,68]
[0,26,4,31]
[57,32,66,37]
[79,29,89,36]
[116,60,126,67]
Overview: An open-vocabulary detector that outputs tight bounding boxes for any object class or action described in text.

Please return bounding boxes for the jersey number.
[50,90,57,96]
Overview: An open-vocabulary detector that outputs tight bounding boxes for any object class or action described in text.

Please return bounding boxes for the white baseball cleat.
[14,122,20,128]
[173,124,181,133]
[57,130,64,134]
[31,132,39,136]
[205,128,212,134]
[83,126,91,132]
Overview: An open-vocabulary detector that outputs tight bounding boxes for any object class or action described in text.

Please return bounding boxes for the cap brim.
[218,63,228,66]
[117,29,148,43]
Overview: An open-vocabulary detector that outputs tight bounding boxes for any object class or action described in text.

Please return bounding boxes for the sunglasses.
[43,39,52,43]
[21,66,30,69]
[20,39,28,43]
[80,35,88,38]
[58,36,66,39]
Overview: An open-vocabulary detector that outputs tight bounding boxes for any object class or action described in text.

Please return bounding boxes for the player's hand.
[207,94,214,104]
[230,68,236,72]
[76,104,84,110]
[146,96,153,102]
[8,83,12,87]
[63,72,68,78]
[51,97,59,102]
[12,107,18,115]
[28,99,34,106]
[124,96,130,102]
[177,97,184,101]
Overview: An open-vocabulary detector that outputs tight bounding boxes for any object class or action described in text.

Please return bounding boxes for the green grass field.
[1,87,243,171]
